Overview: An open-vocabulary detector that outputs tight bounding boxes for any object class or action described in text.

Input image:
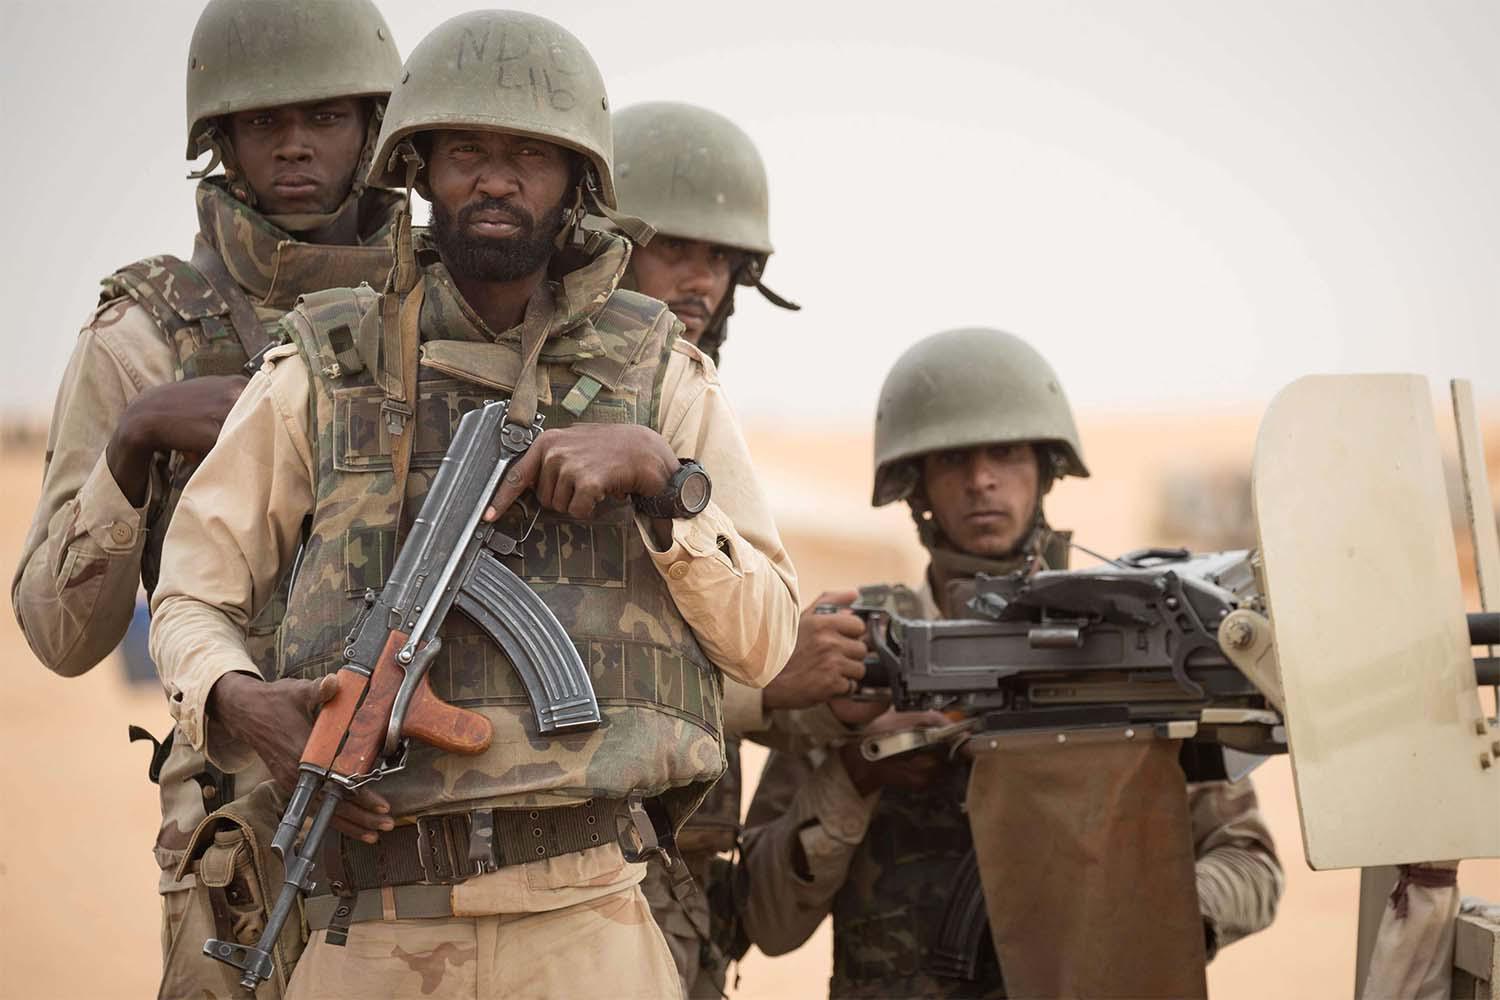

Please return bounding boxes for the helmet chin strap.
[696,257,802,366]
[580,171,655,246]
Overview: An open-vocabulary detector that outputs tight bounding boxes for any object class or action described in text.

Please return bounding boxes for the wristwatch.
[633,459,712,519]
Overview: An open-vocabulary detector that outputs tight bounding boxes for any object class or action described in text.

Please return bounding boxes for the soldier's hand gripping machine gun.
[205,401,602,992]
[849,548,1500,777]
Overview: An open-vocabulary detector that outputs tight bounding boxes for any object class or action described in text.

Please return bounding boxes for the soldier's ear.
[1033,443,1058,496]
[410,135,433,202]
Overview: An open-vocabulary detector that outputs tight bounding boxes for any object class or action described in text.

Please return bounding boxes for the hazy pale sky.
[3,0,1497,424]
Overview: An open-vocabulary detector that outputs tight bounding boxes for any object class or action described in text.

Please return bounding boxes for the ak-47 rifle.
[205,400,601,992]
[849,547,1500,778]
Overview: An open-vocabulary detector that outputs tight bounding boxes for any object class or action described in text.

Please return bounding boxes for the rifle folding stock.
[207,400,601,991]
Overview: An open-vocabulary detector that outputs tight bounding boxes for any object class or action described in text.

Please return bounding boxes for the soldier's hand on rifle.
[483,424,679,536]
[839,708,952,796]
[207,671,395,842]
[764,591,869,710]
[106,374,250,505]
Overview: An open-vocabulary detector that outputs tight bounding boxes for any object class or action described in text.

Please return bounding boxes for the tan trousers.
[285,885,683,1000]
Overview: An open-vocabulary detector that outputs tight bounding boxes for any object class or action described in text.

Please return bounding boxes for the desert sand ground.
[2,410,1497,999]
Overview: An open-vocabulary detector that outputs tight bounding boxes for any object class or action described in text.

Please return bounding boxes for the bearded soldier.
[612,101,849,997]
[738,328,1284,998]
[12,1,402,994]
[149,11,799,998]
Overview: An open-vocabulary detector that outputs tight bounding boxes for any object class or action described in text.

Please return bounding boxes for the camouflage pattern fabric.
[161,781,304,999]
[640,848,731,998]
[276,230,725,825]
[86,178,403,997]
[284,885,681,999]
[192,178,401,312]
[677,736,742,856]
[102,177,401,601]
[832,761,1003,999]
[645,737,742,990]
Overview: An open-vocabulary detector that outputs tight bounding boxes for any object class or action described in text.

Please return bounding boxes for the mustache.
[456,198,535,234]
[668,297,712,318]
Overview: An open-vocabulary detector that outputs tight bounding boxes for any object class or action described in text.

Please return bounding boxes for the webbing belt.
[316,798,621,893]
[307,799,624,937]
[305,883,454,930]
[189,238,269,360]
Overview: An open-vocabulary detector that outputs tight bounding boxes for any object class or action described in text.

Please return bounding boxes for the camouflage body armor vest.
[679,736,742,853]
[831,534,1070,998]
[101,178,400,884]
[100,178,400,626]
[278,247,724,823]
[830,757,1002,999]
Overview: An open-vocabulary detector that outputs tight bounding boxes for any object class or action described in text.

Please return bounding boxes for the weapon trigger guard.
[486,493,542,557]
[514,493,541,543]
[384,637,445,757]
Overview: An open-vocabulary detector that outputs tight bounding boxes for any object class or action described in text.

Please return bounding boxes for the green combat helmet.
[872,327,1090,509]
[185,0,401,200]
[613,102,800,364]
[369,9,648,242]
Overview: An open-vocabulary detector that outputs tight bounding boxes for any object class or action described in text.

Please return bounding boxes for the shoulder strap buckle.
[380,397,412,437]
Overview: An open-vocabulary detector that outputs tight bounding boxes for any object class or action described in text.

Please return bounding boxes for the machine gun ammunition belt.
[314,798,623,897]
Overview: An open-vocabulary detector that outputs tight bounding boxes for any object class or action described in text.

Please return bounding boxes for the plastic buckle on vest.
[618,794,697,901]
[381,398,412,437]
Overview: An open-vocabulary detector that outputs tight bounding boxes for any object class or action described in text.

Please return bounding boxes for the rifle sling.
[386,280,425,544]
[190,238,269,360]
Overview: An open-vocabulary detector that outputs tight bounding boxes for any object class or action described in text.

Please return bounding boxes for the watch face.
[679,469,711,513]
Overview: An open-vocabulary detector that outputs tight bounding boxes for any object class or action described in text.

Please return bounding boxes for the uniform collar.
[416,229,633,365]
[194,178,403,307]
[924,526,1071,619]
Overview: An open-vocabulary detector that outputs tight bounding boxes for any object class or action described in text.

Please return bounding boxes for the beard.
[430,195,568,282]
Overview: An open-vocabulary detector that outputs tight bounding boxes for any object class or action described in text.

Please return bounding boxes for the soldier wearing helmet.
[613,101,799,366]
[736,329,1284,998]
[613,101,839,998]
[149,11,799,997]
[12,1,402,994]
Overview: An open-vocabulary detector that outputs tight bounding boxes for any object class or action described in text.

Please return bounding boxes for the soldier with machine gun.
[737,327,1284,998]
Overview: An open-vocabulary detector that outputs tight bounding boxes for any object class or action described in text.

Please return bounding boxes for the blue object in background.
[119,596,157,685]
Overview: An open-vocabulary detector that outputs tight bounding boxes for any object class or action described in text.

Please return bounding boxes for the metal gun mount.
[854,549,1286,779]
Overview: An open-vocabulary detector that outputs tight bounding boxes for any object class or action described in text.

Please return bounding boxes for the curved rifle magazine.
[454,547,602,734]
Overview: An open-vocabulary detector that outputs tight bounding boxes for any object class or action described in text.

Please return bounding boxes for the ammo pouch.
[165,781,304,999]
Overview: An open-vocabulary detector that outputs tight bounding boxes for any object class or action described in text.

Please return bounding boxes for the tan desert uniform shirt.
[15,301,184,675]
[739,583,1284,962]
[149,322,799,906]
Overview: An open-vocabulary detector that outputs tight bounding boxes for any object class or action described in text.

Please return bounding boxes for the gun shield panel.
[1255,374,1500,869]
